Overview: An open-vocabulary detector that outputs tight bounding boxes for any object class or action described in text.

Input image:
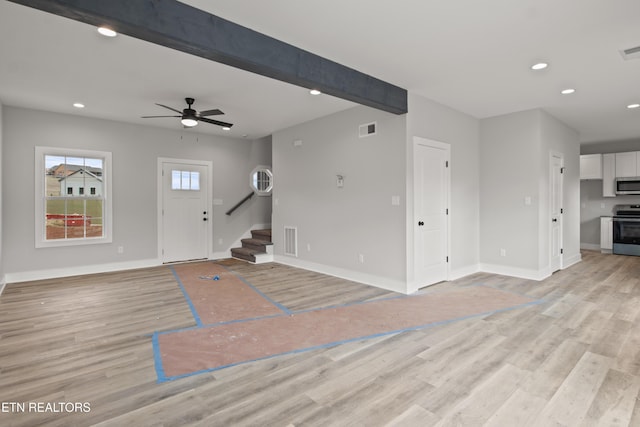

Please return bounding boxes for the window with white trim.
[35,147,112,247]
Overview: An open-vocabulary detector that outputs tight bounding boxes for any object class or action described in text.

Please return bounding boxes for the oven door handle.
[613,217,640,222]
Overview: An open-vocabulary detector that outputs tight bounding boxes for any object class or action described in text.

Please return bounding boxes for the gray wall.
[272,94,481,293]
[406,93,480,281]
[2,106,271,280]
[479,109,580,278]
[0,102,3,288]
[580,139,640,247]
[272,105,408,291]
[480,110,541,271]
[540,110,581,268]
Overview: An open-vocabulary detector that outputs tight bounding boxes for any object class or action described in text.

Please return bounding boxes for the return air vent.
[359,121,377,138]
[284,226,298,257]
[621,45,640,61]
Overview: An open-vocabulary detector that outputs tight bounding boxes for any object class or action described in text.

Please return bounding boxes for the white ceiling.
[1,0,640,144]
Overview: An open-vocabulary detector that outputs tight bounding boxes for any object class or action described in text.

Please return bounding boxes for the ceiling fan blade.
[199,108,224,116]
[155,103,183,114]
[141,115,181,118]
[199,117,233,128]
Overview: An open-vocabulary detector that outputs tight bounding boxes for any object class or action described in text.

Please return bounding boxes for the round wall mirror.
[250,166,273,196]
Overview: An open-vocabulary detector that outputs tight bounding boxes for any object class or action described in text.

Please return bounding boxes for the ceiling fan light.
[181,117,198,127]
[97,26,117,37]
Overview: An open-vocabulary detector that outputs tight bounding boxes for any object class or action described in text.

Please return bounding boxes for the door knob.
[418,221,424,226]
[552,218,557,222]
[203,217,208,221]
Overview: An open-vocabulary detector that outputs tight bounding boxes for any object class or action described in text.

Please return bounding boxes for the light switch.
[391,195,400,206]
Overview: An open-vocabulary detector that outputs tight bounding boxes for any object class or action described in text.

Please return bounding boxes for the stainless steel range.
[613,204,640,256]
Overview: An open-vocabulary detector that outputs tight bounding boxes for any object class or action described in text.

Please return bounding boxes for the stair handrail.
[225,191,255,215]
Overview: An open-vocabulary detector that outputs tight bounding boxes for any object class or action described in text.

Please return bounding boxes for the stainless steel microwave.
[616,177,640,195]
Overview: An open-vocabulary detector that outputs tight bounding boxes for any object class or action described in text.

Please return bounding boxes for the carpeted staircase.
[230,229,273,264]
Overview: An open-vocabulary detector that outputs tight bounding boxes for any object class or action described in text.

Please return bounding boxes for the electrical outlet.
[117,246,124,254]
[307,243,311,252]
[500,248,506,257]
[359,254,365,263]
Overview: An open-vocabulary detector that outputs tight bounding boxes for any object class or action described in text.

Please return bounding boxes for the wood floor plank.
[2,252,640,425]
[385,404,440,427]
[535,351,613,426]
[435,363,527,426]
[582,368,640,427]
[483,388,547,427]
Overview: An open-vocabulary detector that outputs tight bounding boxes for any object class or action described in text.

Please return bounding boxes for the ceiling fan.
[142,97,233,129]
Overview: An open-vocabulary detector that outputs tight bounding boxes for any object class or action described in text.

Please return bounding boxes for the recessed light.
[531,62,548,70]
[561,88,576,95]
[97,26,117,37]
[627,103,640,109]
[309,89,322,95]
[222,126,231,131]
[73,103,85,108]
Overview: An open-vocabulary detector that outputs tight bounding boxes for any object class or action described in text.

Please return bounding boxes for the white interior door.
[413,137,450,289]
[161,160,210,263]
[550,153,563,272]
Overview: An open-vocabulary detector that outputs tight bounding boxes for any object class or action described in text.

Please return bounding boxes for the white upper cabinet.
[615,151,640,177]
[580,154,602,180]
[602,153,616,197]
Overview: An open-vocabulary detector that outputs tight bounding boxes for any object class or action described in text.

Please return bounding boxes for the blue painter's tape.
[152,332,167,383]
[170,265,203,327]
[155,297,545,383]
[214,263,293,315]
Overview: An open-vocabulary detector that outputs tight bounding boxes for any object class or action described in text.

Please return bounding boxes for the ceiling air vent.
[359,121,377,138]
[621,45,640,61]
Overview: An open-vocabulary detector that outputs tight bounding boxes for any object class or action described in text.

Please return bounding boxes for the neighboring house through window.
[35,146,112,247]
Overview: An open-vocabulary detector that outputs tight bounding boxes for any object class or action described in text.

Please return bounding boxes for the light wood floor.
[1,251,640,426]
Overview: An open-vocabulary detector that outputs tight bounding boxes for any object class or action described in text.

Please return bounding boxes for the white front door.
[413,137,450,290]
[160,160,211,263]
[550,153,563,272]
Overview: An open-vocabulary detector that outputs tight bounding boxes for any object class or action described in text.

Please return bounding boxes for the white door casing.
[413,137,450,291]
[158,158,212,263]
[550,152,563,273]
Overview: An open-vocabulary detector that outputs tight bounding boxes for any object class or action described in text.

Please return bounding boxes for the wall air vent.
[621,45,640,61]
[284,226,298,257]
[359,122,377,138]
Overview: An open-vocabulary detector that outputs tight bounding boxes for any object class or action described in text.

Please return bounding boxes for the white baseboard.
[479,263,550,281]
[563,252,582,269]
[0,277,6,297]
[580,243,601,251]
[4,258,161,284]
[449,264,481,281]
[275,255,408,294]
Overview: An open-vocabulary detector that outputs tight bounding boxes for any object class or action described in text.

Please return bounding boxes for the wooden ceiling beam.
[9,0,408,114]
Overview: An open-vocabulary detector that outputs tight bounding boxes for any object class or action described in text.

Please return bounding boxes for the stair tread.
[231,247,263,255]
[251,229,272,239]
[241,238,274,246]
[230,228,272,263]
